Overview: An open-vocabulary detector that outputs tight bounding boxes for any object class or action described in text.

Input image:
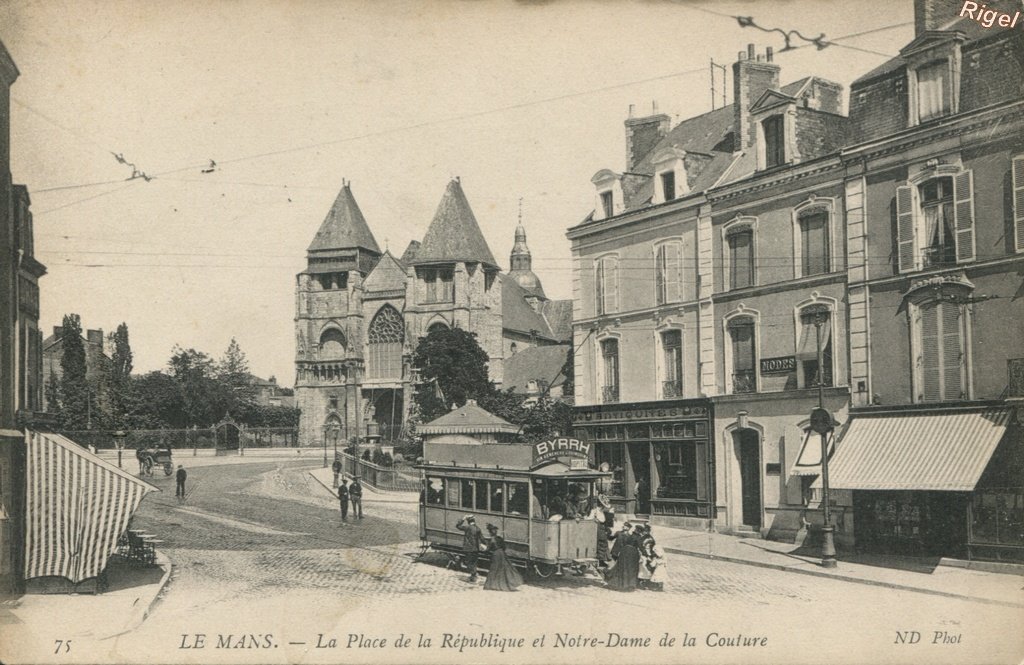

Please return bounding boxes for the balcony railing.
[662,381,683,398]
[732,370,756,394]
[601,385,619,404]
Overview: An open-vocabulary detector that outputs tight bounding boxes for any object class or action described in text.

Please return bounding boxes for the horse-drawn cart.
[136,446,173,477]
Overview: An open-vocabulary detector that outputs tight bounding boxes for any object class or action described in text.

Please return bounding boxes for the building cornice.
[856,254,1024,289]
[566,194,705,241]
[707,156,844,204]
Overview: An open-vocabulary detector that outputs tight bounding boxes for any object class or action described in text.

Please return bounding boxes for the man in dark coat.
[175,465,187,499]
[349,478,363,519]
[337,481,349,522]
[456,515,483,582]
[331,459,342,487]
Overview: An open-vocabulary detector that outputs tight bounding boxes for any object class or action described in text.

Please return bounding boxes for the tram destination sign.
[760,355,796,375]
[533,438,592,467]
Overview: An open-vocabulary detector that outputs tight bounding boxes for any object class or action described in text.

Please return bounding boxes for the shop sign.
[572,403,708,424]
[760,355,796,374]
[533,438,591,466]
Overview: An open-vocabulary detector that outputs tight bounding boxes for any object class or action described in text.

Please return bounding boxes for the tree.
[58,314,90,428]
[124,371,183,429]
[411,327,492,422]
[45,368,61,412]
[106,322,133,427]
[217,337,256,413]
[168,346,228,427]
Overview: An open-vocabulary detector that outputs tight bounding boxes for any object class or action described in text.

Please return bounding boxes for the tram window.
[426,477,446,505]
[506,483,528,515]
[447,480,460,506]
[460,480,474,510]
[475,481,489,512]
[489,483,504,513]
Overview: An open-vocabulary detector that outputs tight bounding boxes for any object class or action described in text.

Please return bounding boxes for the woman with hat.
[604,521,640,591]
[483,524,522,591]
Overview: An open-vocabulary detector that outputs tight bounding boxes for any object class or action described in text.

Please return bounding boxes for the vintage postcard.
[0,0,1022,663]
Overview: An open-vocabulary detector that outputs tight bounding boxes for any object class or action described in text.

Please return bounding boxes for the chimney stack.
[914,0,958,35]
[732,43,780,152]
[624,105,670,171]
[86,329,104,352]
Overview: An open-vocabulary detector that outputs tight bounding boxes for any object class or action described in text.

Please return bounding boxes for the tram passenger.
[483,524,522,591]
[507,484,528,515]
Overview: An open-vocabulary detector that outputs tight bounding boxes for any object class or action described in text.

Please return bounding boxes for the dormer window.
[660,172,676,202]
[916,60,950,123]
[763,115,785,168]
[600,191,614,218]
[591,169,624,221]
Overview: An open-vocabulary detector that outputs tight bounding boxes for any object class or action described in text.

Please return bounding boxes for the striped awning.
[791,429,835,476]
[818,407,1012,491]
[25,431,159,584]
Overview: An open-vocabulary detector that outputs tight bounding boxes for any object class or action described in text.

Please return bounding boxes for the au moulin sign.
[533,438,592,468]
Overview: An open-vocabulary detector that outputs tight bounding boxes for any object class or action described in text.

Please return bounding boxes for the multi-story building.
[0,37,46,595]
[825,0,1024,561]
[294,178,571,449]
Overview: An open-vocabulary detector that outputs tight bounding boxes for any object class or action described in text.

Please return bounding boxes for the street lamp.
[113,430,127,469]
[322,425,328,468]
[809,313,837,569]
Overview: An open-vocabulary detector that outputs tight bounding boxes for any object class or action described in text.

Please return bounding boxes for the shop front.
[824,403,1021,562]
[572,399,714,530]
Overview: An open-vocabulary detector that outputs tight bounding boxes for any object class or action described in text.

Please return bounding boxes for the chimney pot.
[747,43,755,59]
[628,103,635,118]
[766,46,774,62]
[737,51,745,60]
[652,100,658,113]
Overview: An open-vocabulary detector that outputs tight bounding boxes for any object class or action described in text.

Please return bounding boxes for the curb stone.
[100,550,174,640]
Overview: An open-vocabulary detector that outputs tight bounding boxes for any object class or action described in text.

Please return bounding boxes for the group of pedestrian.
[603,521,666,592]
[336,476,363,522]
[455,515,523,591]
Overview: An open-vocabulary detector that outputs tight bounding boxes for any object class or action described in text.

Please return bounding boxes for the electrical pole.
[810,313,837,569]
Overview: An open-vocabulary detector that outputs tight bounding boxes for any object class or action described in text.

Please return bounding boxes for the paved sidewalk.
[309,466,420,503]
[650,524,1024,608]
[2,550,172,641]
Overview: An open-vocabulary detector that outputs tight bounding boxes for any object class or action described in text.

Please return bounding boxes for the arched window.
[367,306,404,380]
[727,316,757,394]
[796,304,833,389]
[319,328,347,360]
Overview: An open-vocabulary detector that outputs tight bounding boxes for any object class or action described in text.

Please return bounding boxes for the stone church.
[294,178,571,447]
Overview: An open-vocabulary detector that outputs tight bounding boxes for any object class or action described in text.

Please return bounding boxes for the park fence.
[55,427,300,451]
[335,451,420,493]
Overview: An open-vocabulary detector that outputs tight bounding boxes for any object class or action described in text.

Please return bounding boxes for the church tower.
[508,220,545,300]
[295,181,381,448]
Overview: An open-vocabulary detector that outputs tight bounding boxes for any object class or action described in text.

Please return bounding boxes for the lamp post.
[113,430,127,469]
[809,313,837,569]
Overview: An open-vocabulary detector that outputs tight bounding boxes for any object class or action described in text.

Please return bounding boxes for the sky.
[1,0,914,385]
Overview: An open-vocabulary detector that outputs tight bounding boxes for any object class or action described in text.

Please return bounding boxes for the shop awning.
[815,407,1013,491]
[791,429,835,476]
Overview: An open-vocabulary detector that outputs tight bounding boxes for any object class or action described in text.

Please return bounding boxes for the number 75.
[54,639,71,654]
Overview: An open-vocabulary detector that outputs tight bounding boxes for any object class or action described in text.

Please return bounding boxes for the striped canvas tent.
[24,431,159,584]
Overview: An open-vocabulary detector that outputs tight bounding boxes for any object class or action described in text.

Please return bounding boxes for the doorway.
[629,443,651,516]
[735,429,762,530]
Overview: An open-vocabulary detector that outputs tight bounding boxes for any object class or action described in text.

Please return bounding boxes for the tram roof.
[416,459,609,479]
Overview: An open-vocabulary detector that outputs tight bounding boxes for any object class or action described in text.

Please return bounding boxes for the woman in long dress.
[604,522,640,591]
[585,497,610,568]
[483,524,523,591]
[637,525,666,591]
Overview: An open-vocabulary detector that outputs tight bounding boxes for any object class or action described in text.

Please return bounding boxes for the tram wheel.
[531,562,557,579]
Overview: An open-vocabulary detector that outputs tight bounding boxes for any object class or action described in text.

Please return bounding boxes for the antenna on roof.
[710,59,727,110]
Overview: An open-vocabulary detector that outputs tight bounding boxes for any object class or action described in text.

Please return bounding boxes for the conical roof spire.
[307,181,381,254]
[411,178,498,268]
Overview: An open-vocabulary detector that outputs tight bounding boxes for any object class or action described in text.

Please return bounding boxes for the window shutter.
[941,303,964,400]
[666,242,682,303]
[896,185,916,273]
[920,304,941,402]
[606,258,619,313]
[655,246,666,305]
[595,261,605,315]
[1013,155,1024,253]
[953,170,975,263]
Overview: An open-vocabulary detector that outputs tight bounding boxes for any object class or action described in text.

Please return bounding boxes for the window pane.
[489,482,504,513]
[764,116,785,167]
[662,330,682,396]
[662,171,676,201]
[801,212,829,275]
[460,479,474,510]
[729,230,753,289]
[729,320,756,394]
[655,245,666,305]
[506,483,528,515]
[917,61,949,122]
[601,191,614,217]
[475,481,489,511]
[426,477,446,505]
[654,442,697,499]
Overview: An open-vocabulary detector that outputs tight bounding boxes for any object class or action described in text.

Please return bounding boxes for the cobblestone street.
[12,458,988,664]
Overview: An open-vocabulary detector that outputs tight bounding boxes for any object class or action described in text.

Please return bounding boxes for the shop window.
[796,306,833,389]
[655,241,682,305]
[595,255,619,315]
[661,330,683,398]
[896,171,975,273]
[425,477,446,505]
[971,492,1024,549]
[600,339,620,404]
[799,210,831,276]
[596,444,625,497]
[728,318,757,394]
[727,228,755,290]
[653,442,697,499]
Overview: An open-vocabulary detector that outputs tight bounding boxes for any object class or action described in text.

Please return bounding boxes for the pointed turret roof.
[411,179,498,268]
[307,182,381,254]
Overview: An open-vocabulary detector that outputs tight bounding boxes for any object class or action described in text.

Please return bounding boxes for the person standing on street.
[332,458,342,488]
[337,481,349,522]
[349,477,363,519]
[175,464,187,499]
[456,515,483,583]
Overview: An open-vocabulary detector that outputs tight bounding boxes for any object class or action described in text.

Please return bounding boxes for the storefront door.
[737,430,762,529]
[629,443,651,516]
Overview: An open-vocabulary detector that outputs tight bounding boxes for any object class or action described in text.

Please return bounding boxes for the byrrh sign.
[533,438,592,466]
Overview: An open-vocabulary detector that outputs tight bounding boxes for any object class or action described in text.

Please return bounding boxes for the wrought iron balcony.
[732,370,756,394]
[662,381,683,398]
[601,385,619,404]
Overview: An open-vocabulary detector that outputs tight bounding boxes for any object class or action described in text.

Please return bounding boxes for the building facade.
[0,38,46,595]
[295,179,572,449]
[42,325,111,421]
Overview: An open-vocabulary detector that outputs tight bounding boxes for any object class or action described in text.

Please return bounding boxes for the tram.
[417,436,609,577]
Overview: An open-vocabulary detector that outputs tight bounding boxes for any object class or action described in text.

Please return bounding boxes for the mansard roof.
[307,182,381,254]
[411,179,498,268]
